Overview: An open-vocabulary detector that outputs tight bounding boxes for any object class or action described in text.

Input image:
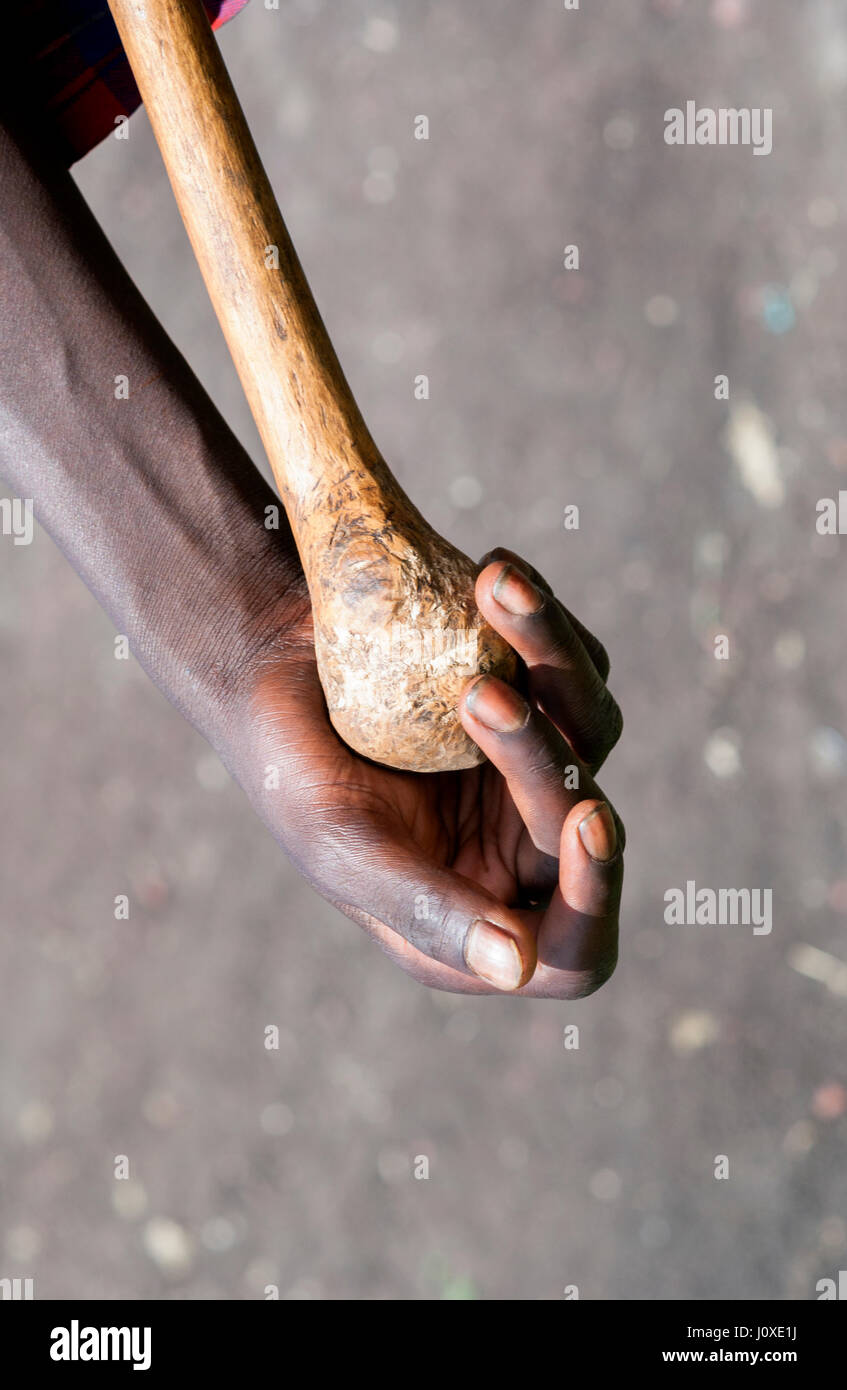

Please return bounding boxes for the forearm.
[0,115,306,752]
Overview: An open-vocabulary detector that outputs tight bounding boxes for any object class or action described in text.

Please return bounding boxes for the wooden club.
[107,0,515,772]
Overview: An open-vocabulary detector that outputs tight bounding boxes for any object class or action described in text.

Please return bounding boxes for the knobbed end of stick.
[307,517,518,772]
[315,616,517,773]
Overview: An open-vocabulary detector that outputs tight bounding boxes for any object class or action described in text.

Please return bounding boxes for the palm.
[335,746,531,905]
[260,642,534,905]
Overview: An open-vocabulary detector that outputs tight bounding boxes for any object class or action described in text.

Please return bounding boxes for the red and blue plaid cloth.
[10,1,251,165]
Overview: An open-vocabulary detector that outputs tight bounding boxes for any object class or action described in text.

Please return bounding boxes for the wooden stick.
[107,0,514,771]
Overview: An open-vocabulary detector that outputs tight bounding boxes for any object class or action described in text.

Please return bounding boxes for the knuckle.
[592,641,611,682]
[406,892,466,967]
[572,711,613,767]
[544,616,582,667]
[577,689,623,770]
[523,735,571,791]
[560,605,611,680]
[559,953,618,999]
[604,694,623,750]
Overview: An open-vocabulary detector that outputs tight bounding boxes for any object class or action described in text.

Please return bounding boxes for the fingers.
[340,797,624,1001]
[476,553,622,772]
[531,798,623,998]
[478,547,610,680]
[459,674,604,858]
[338,903,519,996]
[299,811,539,993]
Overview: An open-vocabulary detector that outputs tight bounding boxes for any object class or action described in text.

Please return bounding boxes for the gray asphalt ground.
[2,0,846,1300]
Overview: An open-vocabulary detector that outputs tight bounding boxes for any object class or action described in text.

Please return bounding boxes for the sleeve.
[8,0,253,166]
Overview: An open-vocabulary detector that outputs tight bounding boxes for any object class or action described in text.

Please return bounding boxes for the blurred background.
[2,0,846,1300]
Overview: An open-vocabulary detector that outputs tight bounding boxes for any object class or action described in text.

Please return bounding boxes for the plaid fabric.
[10,2,251,165]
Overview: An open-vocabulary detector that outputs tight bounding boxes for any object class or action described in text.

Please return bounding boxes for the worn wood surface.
[107,0,515,770]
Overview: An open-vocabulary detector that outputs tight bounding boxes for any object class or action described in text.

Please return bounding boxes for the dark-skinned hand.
[245,548,625,997]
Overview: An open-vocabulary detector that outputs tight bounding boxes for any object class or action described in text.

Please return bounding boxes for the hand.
[0,116,623,999]
[243,548,624,997]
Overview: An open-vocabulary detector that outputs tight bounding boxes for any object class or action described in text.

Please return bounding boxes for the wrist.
[106,412,311,758]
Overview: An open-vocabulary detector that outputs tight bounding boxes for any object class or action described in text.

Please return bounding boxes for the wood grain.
[107,0,515,771]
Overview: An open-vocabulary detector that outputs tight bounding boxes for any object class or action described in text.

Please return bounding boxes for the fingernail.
[465,920,525,990]
[578,802,617,863]
[465,676,529,733]
[492,564,544,616]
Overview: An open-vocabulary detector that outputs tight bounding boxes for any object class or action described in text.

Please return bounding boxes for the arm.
[0,113,625,997]
[0,113,307,753]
